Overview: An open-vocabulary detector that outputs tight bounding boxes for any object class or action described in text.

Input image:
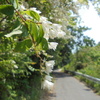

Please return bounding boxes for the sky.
[79,3,100,44]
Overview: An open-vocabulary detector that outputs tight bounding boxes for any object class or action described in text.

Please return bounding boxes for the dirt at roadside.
[40,88,56,100]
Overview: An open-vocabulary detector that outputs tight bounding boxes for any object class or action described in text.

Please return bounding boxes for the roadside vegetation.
[0,0,100,99]
[64,44,100,94]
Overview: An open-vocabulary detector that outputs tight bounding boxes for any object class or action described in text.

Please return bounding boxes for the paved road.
[49,71,100,100]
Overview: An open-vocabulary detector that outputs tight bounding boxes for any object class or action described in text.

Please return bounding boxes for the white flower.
[57,31,66,38]
[41,80,54,90]
[45,75,53,81]
[40,16,67,40]
[45,60,55,74]
[52,24,62,30]
[40,16,53,40]
[23,14,33,20]
[43,30,49,40]
[11,60,16,64]
[45,66,53,74]
[41,23,51,40]
[49,29,57,39]
[14,65,18,69]
[20,5,26,10]
[40,16,48,22]
[52,24,66,38]
[14,39,18,42]
[45,60,55,69]
[30,7,41,14]
[48,42,58,51]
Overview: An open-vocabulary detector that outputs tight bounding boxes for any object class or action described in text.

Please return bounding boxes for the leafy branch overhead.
[0,0,69,97]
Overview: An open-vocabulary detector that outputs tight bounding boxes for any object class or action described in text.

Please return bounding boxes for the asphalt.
[49,71,100,100]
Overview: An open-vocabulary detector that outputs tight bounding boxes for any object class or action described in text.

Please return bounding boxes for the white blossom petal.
[45,60,55,69]
[20,5,26,10]
[52,24,62,30]
[40,16,48,22]
[45,66,53,74]
[48,42,58,51]
[41,80,54,90]
[49,29,57,39]
[14,65,18,69]
[30,7,41,14]
[57,31,66,38]
[45,60,55,74]
[45,75,53,81]
[11,60,16,64]
[40,16,67,40]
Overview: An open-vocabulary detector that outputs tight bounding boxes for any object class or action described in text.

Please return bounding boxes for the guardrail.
[65,70,100,84]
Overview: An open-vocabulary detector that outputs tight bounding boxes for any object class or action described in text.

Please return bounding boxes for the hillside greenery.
[64,44,100,94]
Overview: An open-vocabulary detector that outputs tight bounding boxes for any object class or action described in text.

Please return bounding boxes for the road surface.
[49,71,100,100]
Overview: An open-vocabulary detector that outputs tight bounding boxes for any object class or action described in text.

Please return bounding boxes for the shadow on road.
[49,92,56,97]
[84,88,91,91]
[52,71,71,78]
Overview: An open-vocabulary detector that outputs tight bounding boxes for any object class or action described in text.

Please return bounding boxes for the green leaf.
[13,19,21,29]
[40,0,47,3]
[36,24,44,45]
[39,38,48,50]
[14,39,32,52]
[0,5,14,15]
[21,25,29,37]
[5,25,23,37]
[26,22,38,42]
[27,66,35,72]
[26,22,44,45]
[22,10,40,21]
[10,0,19,9]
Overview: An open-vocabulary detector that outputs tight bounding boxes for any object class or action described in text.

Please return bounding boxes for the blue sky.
[79,3,100,44]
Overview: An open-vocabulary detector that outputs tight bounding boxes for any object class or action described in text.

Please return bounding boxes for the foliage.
[75,0,100,15]
[65,44,100,94]
[0,0,100,99]
[0,0,68,99]
[51,25,95,69]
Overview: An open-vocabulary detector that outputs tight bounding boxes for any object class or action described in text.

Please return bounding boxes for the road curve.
[49,71,100,100]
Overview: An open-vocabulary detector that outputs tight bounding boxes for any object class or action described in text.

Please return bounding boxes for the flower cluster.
[40,16,66,40]
[20,3,67,90]
[41,60,55,90]
[20,4,67,51]
[40,16,67,51]
[45,60,55,74]
[48,42,58,51]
